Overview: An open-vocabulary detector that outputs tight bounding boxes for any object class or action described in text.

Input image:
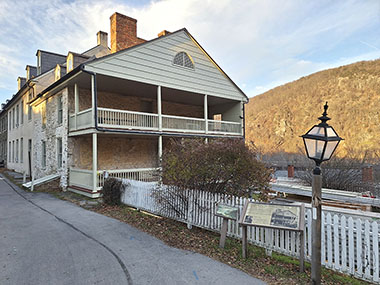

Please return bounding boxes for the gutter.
[80,66,244,139]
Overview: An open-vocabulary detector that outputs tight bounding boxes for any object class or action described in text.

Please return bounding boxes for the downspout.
[80,66,241,139]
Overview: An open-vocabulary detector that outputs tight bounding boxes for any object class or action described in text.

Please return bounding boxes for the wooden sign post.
[215,203,239,249]
[239,201,305,272]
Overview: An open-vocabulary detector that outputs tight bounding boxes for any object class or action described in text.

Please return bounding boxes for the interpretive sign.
[215,204,238,220]
[215,203,239,249]
[239,201,305,273]
[240,202,302,231]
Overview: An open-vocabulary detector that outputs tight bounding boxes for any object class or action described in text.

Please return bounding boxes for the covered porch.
[67,73,244,137]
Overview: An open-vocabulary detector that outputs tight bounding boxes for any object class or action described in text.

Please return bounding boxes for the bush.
[102,177,125,206]
[161,138,272,197]
[295,156,364,190]
[153,139,272,219]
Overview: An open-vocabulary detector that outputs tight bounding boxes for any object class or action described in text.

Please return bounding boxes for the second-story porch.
[68,74,244,137]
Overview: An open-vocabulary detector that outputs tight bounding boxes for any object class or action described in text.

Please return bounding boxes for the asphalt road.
[0,176,265,285]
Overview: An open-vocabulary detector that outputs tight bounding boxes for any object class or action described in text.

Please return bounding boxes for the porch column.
[241,101,244,136]
[157,86,162,131]
[74,83,79,129]
[91,75,96,128]
[92,133,97,192]
[204,94,208,134]
[158,135,163,165]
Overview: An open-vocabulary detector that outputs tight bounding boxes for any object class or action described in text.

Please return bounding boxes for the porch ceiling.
[69,73,240,107]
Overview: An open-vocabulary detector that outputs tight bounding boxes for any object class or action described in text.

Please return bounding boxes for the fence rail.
[121,181,380,283]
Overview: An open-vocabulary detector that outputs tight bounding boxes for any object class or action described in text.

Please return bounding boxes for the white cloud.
[0,0,379,102]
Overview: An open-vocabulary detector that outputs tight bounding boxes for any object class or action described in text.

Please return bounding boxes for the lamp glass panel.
[308,126,325,137]
[326,127,337,138]
[323,141,339,160]
[304,138,325,160]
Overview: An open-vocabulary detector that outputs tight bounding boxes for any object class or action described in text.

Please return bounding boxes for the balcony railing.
[98,107,159,130]
[69,107,242,136]
[68,167,160,192]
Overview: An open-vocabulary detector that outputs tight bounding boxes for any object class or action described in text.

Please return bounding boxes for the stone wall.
[33,88,69,188]
[70,135,159,170]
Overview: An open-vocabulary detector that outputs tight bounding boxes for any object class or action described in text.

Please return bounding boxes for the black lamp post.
[301,102,343,285]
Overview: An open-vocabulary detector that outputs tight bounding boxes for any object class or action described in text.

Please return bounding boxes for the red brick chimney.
[110,12,146,53]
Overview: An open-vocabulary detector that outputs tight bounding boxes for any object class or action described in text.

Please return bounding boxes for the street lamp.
[301,102,343,285]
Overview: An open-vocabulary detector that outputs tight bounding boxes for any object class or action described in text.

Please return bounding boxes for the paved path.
[0,176,265,285]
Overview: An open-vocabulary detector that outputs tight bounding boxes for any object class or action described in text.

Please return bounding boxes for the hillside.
[245,59,380,159]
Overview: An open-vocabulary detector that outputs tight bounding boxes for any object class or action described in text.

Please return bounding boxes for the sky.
[0,0,379,103]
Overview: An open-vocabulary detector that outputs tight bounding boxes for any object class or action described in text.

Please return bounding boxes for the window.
[16,104,19,127]
[12,108,15,129]
[12,141,14,163]
[28,104,32,121]
[8,111,11,130]
[55,65,61,81]
[20,138,23,163]
[21,100,24,125]
[57,138,62,168]
[16,139,18,163]
[28,139,32,162]
[41,101,46,127]
[67,54,73,72]
[173,51,194,69]
[42,141,46,168]
[8,142,11,163]
[57,95,63,124]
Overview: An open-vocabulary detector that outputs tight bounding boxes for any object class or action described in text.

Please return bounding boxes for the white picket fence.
[121,180,380,283]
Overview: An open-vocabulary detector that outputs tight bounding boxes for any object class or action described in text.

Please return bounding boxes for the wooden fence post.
[242,225,248,258]
[219,218,228,248]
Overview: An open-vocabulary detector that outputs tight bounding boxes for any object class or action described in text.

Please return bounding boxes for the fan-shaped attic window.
[173,52,194,69]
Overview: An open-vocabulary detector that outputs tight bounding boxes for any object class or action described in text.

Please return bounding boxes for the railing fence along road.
[121,180,380,283]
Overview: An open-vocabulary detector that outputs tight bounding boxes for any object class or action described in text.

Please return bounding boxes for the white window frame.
[42,141,46,168]
[57,138,62,168]
[21,100,24,125]
[16,139,18,163]
[20,138,23,163]
[41,101,47,128]
[57,95,63,125]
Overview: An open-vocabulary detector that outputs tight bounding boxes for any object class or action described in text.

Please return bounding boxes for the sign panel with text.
[239,202,303,231]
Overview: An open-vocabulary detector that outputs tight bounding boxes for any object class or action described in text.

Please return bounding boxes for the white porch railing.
[98,107,158,130]
[69,167,160,192]
[208,119,241,134]
[69,107,242,136]
[69,109,93,131]
[97,168,160,188]
[69,168,93,189]
[162,114,205,132]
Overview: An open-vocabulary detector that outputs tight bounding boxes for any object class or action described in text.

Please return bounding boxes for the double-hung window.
[57,138,62,168]
[42,141,46,168]
[57,96,63,124]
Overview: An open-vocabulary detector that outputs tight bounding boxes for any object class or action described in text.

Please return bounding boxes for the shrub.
[162,138,272,196]
[295,155,364,190]
[154,138,272,219]
[102,177,125,206]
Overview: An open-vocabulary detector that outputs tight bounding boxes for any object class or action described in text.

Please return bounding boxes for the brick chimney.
[110,12,145,53]
[97,31,108,47]
[158,30,171,37]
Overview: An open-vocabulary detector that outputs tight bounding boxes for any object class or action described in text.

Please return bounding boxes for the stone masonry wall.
[33,88,69,188]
